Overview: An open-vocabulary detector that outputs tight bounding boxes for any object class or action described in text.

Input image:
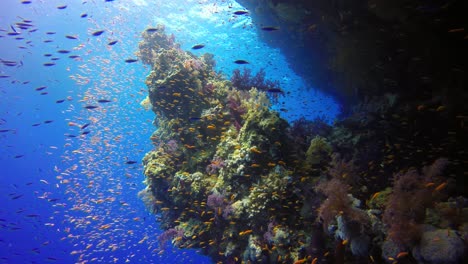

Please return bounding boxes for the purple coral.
[206,157,225,175]
[263,221,277,243]
[288,117,332,146]
[203,82,215,93]
[328,154,358,185]
[191,59,203,71]
[207,193,225,208]
[222,204,234,219]
[422,158,449,181]
[316,178,364,229]
[207,193,233,219]
[158,228,184,248]
[383,158,449,248]
[230,68,281,93]
[226,93,247,131]
[164,139,179,154]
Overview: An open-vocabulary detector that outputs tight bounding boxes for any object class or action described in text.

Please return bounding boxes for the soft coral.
[382,158,449,248]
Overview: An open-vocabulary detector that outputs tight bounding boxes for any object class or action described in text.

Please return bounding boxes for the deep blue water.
[0,0,338,263]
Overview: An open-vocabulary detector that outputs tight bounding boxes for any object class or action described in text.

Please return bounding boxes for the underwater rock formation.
[237,0,468,117]
[138,24,467,264]
[138,24,307,263]
[412,228,464,264]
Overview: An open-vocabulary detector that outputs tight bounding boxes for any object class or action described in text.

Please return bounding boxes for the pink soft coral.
[383,158,448,248]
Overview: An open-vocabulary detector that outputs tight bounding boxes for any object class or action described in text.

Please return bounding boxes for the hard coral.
[137,188,157,213]
[305,136,332,168]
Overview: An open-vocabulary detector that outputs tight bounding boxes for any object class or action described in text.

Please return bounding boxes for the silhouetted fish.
[261,26,280,31]
[36,86,47,91]
[234,60,249,64]
[267,88,284,94]
[233,10,249,15]
[11,194,23,199]
[125,59,138,63]
[84,105,98,109]
[26,214,40,217]
[192,44,205,50]
[92,30,105,36]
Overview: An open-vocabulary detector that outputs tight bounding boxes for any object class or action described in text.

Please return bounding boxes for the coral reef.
[230,68,281,93]
[412,228,464,264]
[138,25,306,263]
[383,159,449,248]
[138,25,467,264]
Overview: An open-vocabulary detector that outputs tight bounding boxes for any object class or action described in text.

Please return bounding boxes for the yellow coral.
[306,136,332,166]
[140,96,152,111]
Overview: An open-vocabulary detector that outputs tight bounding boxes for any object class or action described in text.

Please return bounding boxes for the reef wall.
[137,25,315,263]
[138,24,467,264]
